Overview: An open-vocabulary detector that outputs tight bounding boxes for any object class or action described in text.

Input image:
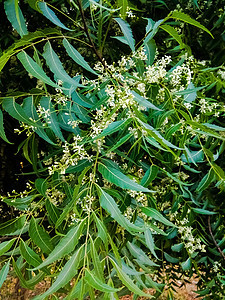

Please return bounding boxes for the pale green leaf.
[114,18,135,52]
[196,168,215,193]
[38,2,72,31]
[160,24,185,48]
[131,91,162,111]
[141,165,158,187]
[4,0,28,37]
[127,241,158,266]
[144,228,159,259]
[19,240,42,268]
[17,51,58,88]
[98,162,151,192]
[95,119,132,139]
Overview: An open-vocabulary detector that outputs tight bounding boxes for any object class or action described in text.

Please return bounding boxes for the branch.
[208,216,225,261]
[77,0,106,68]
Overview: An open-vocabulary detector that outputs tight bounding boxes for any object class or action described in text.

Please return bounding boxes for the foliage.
[0,0,225,299]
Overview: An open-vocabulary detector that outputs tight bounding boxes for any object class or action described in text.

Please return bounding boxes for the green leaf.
[34,247,83,300]
[131,91,162,111]
[3,195,35,210]
[12,258,34,289]
[117,0,128,17]
[140,120,183,151]
[181,257,192,270]
[196,168,214,193]
[43,42,77,87]
[90,237,104,281]
[99,187,143,233]
[141,207,175,227]
[85,269,120,293]
[29,217,53,254]
[17,51,58,88]
[141,165,158,187]
[93,212,108,245]
[39,97,65,141]
[164,252,179,263]
[169,11,213,38]
[95,119,132,139]
[0,261,10,289]
[0,109,12,144]
[33,219,85,270]
[72,91,93,108]
[4,0,28,37]
[0,28,60,72]
[114,18,135,52]
[45,198,61,225]
[63,38,98,75]
[109,133,133,152]
[38,2,72,31]
[0,239,16,256]
[160,24,185,48]
[98,162,151,192]
[0,216,26,235]
[2,98,38,126]
[127,241,158,267]
[192,208,216,215]
[181,148,204,165]
[35,178,47,196]
[19,240,43,268]
[144,39,156,66]
[109,258,153,298]
[171,243,184,252]
[144,228,159,259]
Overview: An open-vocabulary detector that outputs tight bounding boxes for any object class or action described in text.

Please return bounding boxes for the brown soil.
[0,277,200,299]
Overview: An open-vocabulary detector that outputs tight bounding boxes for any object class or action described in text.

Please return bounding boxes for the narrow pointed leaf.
[170,11,213,37]
[38,2,72,31]
[0,238,16,256]
[0,216,26,235]
[29,217,53,254]
[114,18,135,52]
[90,237,104,281]
[95,119,132,139]
[109,133,133,152]
[127,241,158,267]
[20,240,43,267]
[17,51,59,88]
[63,38,98,75]
[34,247,83,300]
[98,163,151,192]
[0,109,12,143]
[99,188,143,233]
[43,42,77,86]
[141,207,175,227]
[141,165,158,187]
[85,269,120,293]
[160,24,185,48]
[93,212,108,244]
[33,220,85,270]
[144,228,159,259]
[196,168,214,193]
[109,258,153,298]
[39,97,65,141]
[0,261,10,289]
[4,0,28,37]
[131,91,162,111]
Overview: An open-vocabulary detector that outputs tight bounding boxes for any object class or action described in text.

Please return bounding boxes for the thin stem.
[208,216,225,261]
[77,0,106,68]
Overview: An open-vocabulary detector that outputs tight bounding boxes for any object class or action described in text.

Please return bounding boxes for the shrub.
[0,1,225,299]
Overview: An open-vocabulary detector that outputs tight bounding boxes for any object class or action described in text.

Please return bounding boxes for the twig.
[208,216,225,261]
[77,0,106,68]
